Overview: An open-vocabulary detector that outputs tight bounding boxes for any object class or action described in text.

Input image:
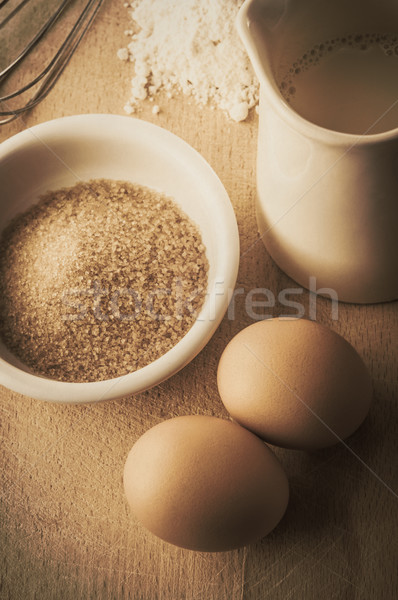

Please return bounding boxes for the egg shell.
[123,415,289,552]
[217,318,373,450]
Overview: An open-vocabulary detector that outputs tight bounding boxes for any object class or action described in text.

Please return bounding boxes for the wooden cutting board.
[1,1,397,598]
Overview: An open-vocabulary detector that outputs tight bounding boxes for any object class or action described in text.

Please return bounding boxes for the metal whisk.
[0,0,104,125]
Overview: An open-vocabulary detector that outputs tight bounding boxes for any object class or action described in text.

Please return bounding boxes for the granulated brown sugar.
[0,179,209,383]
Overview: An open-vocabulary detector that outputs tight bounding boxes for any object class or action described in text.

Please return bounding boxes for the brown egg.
[123,415,289,552]
[217,318,373,450]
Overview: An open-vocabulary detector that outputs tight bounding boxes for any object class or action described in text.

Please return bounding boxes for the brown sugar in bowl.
[0,115,239,403]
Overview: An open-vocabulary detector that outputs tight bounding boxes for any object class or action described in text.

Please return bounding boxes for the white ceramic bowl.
[0,114,239,403]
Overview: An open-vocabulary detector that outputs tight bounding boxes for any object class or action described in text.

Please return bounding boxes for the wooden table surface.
[1,1,397,599]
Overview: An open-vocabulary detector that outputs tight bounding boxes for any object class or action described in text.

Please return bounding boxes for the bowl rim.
[0,114,240,403]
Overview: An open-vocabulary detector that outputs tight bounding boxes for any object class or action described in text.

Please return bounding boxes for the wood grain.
[1,1,397,599]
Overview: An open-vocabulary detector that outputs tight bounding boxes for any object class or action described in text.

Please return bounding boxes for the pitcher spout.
[237,0,287,89]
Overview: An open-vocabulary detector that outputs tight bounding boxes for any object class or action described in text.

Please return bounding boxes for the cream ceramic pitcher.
[237,0,398,303]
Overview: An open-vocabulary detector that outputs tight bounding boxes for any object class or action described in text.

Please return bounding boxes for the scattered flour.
[117,0,259,121]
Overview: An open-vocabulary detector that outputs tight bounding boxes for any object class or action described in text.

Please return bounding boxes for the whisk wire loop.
[0,0,104,124]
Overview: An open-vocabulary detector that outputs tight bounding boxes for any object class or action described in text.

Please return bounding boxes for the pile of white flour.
[117,0,259,121]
